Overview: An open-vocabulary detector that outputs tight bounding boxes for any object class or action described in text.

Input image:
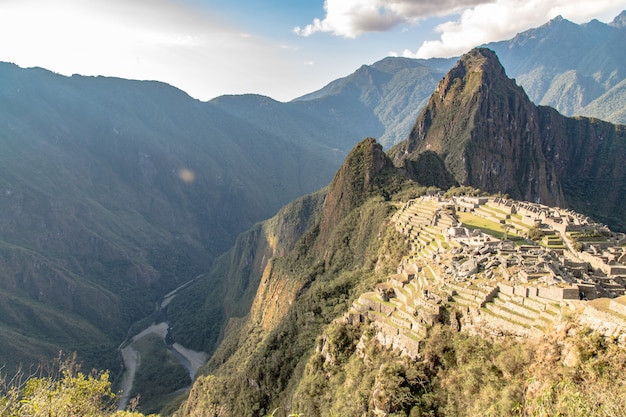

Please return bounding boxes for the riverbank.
[116,274,208,411]
[117,321,209,410]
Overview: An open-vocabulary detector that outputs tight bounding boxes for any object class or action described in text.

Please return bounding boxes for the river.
[117,275,208,410]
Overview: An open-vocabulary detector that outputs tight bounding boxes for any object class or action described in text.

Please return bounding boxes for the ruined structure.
[344,195,626,358]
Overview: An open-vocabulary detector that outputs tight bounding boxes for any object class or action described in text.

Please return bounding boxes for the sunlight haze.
[1,0,625,101]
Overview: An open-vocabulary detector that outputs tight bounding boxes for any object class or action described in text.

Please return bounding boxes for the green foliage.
[130,335,191,414]
[168,191,326,353]
[289,319,626,417]
[403,151,458,190]
[177,177,412,416]
[0,353,156,417]
[0,60,349,372]
[443,185,485,198]
[527,226,544,241]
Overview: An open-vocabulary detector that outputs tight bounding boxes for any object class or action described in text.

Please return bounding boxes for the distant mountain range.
[292,10,626,148]
[0,9,624,405]
[0,63,346,370]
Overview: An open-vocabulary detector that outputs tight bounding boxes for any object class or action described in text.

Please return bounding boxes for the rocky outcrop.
[389,48,563,206]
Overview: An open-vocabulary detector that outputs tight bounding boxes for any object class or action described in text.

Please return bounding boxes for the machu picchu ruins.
[344,195,626,359]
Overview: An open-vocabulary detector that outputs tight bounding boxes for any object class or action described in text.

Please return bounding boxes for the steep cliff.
[389,48,564,206]
[167,191,325,353]
[390,48,626,231]
[175,139,418,416]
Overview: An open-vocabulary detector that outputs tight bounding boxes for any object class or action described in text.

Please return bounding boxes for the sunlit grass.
[457,212,525,244]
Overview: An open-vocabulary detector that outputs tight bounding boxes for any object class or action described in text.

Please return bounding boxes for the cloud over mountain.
[294,0,487,38]
[408,0,626,58]
[295,0,626,61]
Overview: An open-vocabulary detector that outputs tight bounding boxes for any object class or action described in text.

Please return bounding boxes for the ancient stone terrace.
[344,195,626,357]
[392,196,459,260]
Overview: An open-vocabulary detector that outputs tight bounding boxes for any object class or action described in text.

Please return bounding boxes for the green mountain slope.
[175,138,420,416]
[0,62,342,371]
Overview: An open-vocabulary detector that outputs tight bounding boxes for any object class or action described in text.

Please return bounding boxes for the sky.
[1,0,625,102]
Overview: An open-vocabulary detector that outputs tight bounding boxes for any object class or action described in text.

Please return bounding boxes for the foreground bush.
[0,353,156,417]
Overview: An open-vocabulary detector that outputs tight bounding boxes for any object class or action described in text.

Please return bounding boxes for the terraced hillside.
[344,195,626,358]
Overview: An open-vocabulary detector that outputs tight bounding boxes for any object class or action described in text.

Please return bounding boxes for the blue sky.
[1,0,625,101]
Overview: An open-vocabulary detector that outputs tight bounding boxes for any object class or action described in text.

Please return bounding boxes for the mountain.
[173,139,626,417]
[487,12,626,123]
[0,62,347,371]
[389,48,626,232]
[173,48,626,417]
[292,57,457,148]
[288,11,626,152]
[175,138,421,416]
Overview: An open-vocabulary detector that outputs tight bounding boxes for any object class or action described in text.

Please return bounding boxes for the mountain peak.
[435,48,510,101]
[389,47,564,206]
[610,10,626,28]
[550,15,564,23]
[316,138,396,252]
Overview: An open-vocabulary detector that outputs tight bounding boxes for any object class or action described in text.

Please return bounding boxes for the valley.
[117,274,209,411]
[0,9,626,417]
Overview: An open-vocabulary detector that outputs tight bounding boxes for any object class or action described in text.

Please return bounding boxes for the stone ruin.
[341,195,626,359]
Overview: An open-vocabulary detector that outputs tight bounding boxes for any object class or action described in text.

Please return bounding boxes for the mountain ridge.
[0,60,344,372]
[291,10,626,149]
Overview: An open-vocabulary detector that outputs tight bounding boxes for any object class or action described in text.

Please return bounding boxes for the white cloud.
[402,0,626,58]
[294,0,491,38]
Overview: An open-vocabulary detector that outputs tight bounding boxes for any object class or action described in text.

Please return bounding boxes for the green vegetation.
[0,353,156,417]
[173,141,413,416]
[167,190,327,354]
[289,322,626,417]
[457,212,524,243]
[527,226,544,242]
[130,335,191,414]
[0,60,350,372]
[569,231,606,241]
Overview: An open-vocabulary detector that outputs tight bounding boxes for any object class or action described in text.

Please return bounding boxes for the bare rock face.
[390,47,626,231]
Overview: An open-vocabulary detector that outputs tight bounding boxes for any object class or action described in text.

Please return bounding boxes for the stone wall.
[581,305,626,344]
[537,286,579,301]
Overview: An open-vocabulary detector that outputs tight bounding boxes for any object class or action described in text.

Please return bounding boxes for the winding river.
[117,276,208,410]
